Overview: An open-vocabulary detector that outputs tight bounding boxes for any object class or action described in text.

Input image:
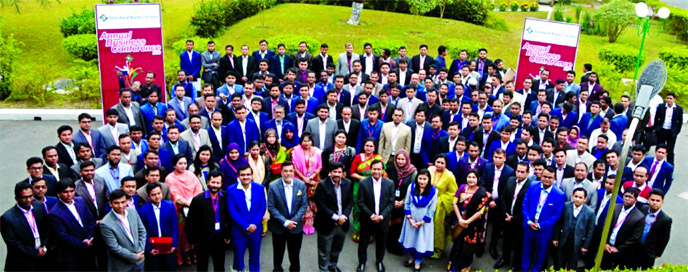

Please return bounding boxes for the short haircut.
[109,189,130,202]
[649,188,665,200]
[14,182,32,198]
[26,157,43,168]
[572,187,587,198]
[56,179,76,193]
[146,182,162,195]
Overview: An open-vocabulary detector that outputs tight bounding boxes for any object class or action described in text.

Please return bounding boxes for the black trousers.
[358,222,388,265]
[145,252,177,272]
[555,234,580,270]
[196,236,226,272]
[656,128,677,164]
[411,152,425,171]
[272,231,304,271]
[488,205,505,248]
[502,219,525,269]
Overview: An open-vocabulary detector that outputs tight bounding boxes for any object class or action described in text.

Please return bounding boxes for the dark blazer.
[43,164,78,182]
[269,54,292,80]
[252,49,275,68]
[236,55,257,82]
[161,140,194,162]
[208,125,229,161]
[73,129,107,159]
[74,177,109,220]
[457,157,487,186]
[286,112,316,136]
[642,157,673,193]
[1,202,50,271]
[34,196,57,214]
[394,69,412,86]
[226,118,261,153]
[186,191,232,246]
[360,53,379,73]
[357,176,395,227]
[49,197,97,269]
[139,200,179,252]
[501,176,531,223]
[580,82,604,102]
[532,128,554,146]
[218,54,238,81]
[19,175,58,197]
[552,202,595,250]
[55,142,77,167]
[438,136,455,154]
[481,163,515,206]
[638,206,672,259]
[337,118,361,148]
[506,154,528,170]
[312,54,334,78]
[411,54,434,72]
[408,121,431,155]
[420,128,448,165]
[606,205,644,256]
[112,103,147,134]
[654,103,683,137]
[532,79,554,92]
[315,177,353,235]
[546,89,566,108]
[261,97,291,119]
[473,128,500,159]
[267,179,308,234]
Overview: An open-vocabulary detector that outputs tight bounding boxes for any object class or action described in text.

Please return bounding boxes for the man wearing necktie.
[601,187,644,270]
[637,189,672,269]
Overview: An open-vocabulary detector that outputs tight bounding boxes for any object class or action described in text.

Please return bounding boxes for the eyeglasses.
[29,167,42,171]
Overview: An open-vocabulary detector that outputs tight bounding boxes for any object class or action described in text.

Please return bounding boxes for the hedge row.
[445,39,488,60]
[360,39,406,58]
[659,46,688,69]
[598,44,642,72]
[59,9,96,37]
[190,0,267,38]
[62,34,98,61]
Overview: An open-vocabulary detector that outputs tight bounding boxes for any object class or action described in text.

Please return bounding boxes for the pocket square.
[297,190,303,196]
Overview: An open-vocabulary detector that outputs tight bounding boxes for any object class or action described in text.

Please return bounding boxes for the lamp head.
[658,7,670,19]
[634,59,667,119]
[636,2,649,17]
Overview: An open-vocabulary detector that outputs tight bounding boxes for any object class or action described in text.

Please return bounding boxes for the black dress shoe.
[489,246,499,259]
[494,258,508,269]
[403,259,414,267]
[328,267,342,272]
[356,264,365,272]
[376,262,385,272]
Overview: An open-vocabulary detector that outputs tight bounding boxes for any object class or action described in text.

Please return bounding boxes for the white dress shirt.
[114,210,134,243]
[153,203,162,237]
[610,205,634,245]
[372,177,382,216]
[239,183,252,210]
[318,120,327,150]
[662,103,676,130]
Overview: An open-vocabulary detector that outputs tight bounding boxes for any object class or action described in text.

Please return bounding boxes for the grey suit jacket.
[553,202,595,250]
[343,84,363,101]
[292,52,313,67]
[71,158,104,174]
[304,118,337,151]
[100,208,147,271]
[201,50,222,71]
[136,182,172,203]
[396,97,424,123]
[336,52,360,76]
[267,178,308,234]
[74,177,109,219]
[560,178,598,210]
[98,123,130,148]
[112,102,145,133]
[181,115,209,130]
[179,129,211,158]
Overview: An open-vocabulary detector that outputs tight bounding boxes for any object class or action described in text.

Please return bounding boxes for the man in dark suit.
[286,99,316,137]
[73,113,107,159]
[580,72,604,102]
[20,157,58,197]
[357,160,394,272]
[637,189,672,269]
[473,115,500,160]
[237,45,256,83]
[226,105,261,153]
[601,187,645,270]
[252,40,275,68]
[337,106,361,148]
[482,149,515,259]
[1,183,50,271]
[160,126,194,162]
[547,79,567,108]
[227,166,267,272]
[138,182,179,271]
[411,44,434,73]
[73,160,110,270]
[262,84,291,119]
[585,175,623,268]
[643,145,674,193]
[360,43,379,75]
[49,180,98,271]
[457,142,488,185]
[55,125,79,167]
[268,162,308,272]
[30,178,57,214]
[208,111,229,161]
[521,167,565,272]
[552,188,595,270]
[42,146,78,182]
[495,162,531,270]
[532,69,554,92]
[269,44,292,80]
[473,48,493,77]
[312,44,334,80]
[217,45,237,84]
[186,172,231,271]
[653,93,682,164]
[315,162,353,272]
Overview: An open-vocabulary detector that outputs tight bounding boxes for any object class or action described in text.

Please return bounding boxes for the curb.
[0,109,103,121]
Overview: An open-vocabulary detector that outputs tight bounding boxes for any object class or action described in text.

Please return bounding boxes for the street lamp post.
[632,2,670,81]
[593,59,667,272]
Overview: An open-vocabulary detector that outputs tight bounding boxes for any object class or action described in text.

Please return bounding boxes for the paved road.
[1,120,686,271]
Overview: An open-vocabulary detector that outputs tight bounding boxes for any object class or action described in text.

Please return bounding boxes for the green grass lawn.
[0,1,685,108]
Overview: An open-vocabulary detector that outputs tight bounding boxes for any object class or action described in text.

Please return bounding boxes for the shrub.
[553,5,565,22]
[596,0,635,43]
[190,0,265,38]
[445,39,487,59]
[530,2,538,11]
[171,37,213,54]
[598,44,642,72]
[406,0,439,17]
[485,12,509,31]
[667,7,688,42]
[7,65,53,105]
[664,66,688,107]
[60,9,96,37]
[269,35,320,55]
[520,2,529,11]
[595,62,634,99]
[0,28,21,100]
[510,1,518,11]
[435,0,489,25]
[62,34,98,61]
[659,47,688,69]
[575,5,583,23]
[499,2,508,11]
[360,39,406,58]
[66,59,101,108]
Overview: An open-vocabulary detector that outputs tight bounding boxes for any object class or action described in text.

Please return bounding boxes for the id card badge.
[395,189,400,198]
[35,238,41,248]
[215,222,220,231]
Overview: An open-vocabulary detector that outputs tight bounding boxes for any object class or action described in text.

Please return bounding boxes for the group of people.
[3,39,680,272]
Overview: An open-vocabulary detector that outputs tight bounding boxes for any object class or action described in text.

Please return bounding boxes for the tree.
[0,20,22,100]
[437,0,455,20]
[406,0,440,19]
[0,0,60,13]
[255,0,276,28]
[596,0,635,43]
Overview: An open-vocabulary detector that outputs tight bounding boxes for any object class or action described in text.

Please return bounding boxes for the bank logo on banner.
[515,18,581,90]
